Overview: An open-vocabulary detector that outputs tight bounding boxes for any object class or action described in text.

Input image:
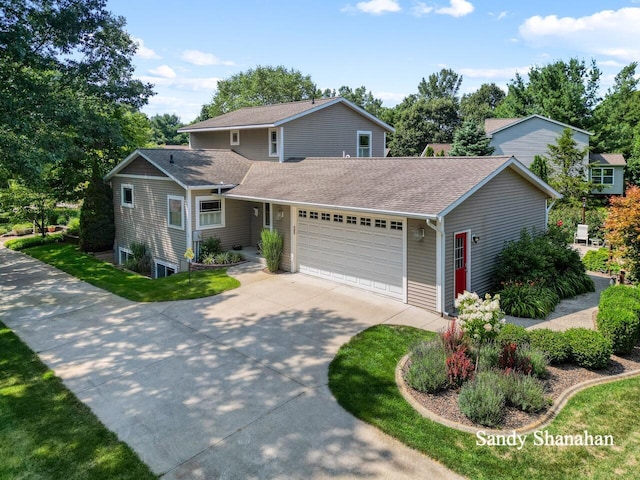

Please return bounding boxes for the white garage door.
[296,209,404,299]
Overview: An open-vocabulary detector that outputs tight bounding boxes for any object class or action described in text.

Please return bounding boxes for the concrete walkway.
[0,247,459,480]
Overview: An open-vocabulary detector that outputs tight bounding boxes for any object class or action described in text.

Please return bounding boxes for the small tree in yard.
[79,174,115,252]
[0,181,56,237]
[449,120,494,156]
[605,185,640,281]
[261,229,283,273]
[546,128,591,201]
[530,155,549,183]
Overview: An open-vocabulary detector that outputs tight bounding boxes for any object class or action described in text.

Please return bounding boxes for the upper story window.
[230,129,240,146]
[269,128,279,157]
[592,167,614,185]
[167,195,184,230]
[357,131,372,157]
[121,184,134,208]
[197,196,224,229]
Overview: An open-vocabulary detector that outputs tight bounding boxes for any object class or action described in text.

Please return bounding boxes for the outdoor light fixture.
[276,209,284,220]
[253,207,259,217]
[414,227,425,241]
[472,234,480,244]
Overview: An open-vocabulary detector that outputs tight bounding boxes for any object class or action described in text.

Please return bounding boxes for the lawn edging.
[396,353,640,436]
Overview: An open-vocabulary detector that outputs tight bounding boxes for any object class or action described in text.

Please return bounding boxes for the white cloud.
[436,0,474,17]
[149,65,176,78]
[138,75,221,92]
[144,96,203,123]
[133,37,160,59]
[375,91,406,105]
[342,0,401,15]
[181,50,235,66]
[520,8,640,61]
[411,2,434,17]
[489,11,507,21]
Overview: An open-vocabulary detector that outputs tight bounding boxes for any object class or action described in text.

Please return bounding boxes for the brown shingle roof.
[179,98,339,131]
[421,143,452,156]
[590,153,626,166]
[107,149,254,187]
[226,156,535,217]
[484,118,520,134]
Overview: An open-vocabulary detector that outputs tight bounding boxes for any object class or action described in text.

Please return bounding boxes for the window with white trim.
[196,196,224,229]
[268,128,279,157]
[155,260,177,278]
[591,167,614,185]
[298,210,307,218]
[357,131,372,157]
[264,202,271,227]
[121,184,133,208]
[118,247,132,265]
[167,195,184,230]
[230,129,240,146]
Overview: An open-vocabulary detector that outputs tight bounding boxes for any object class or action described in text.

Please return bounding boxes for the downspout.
[426,216,447,316]
[279,127,285,163]
[186,187,193,252]
[545,199,557,230]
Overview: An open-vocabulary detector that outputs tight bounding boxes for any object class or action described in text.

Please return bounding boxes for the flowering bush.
[455,291,505,344]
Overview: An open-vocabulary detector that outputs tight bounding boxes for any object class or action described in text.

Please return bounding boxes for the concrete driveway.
[0,247,459,479]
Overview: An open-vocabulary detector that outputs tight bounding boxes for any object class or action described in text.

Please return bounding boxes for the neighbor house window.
[591,167,614,185]
[230,129,240,146]
[155,260,177,278]
[268,128,279,157]
[196,196,224,229]
[121,184,134,208]
[167,195,184,230]
[118,247,132,265]
[357,131,372,157]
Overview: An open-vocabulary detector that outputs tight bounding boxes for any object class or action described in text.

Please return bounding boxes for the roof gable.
[105,148,253,189]
[590,153,626,166]
[485,114,592,136]
[178,97,394,133]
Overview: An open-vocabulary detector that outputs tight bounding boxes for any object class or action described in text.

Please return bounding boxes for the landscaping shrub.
[229,252,244,263]
[260,228,283,273]
[405,340,448,394]
[124,241,151,276]
[66,217,80,235]
[214,251,232,265]
[516,344,548,379]
[499,343,532,375]
[476,343,500,372]
[458,370,506,427]
[446,345,475,387]
[11,222,33,236]
[496,323,531,346]
[498,282,559,319]
[5,233,63,251]
[79,175,115,252]
[529,329,570,364]
[201,253,215,265]
[500,372,548,413]
[440,322,467,354]
[455,291,505,344]
[596,306,640,355]
[583,248,621,274]
[565,328,613,369]
[199,236,222,261]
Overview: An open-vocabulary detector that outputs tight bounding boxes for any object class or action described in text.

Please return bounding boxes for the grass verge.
[0,322,156,479]
[16,243,240,302]
[328,325,640,480]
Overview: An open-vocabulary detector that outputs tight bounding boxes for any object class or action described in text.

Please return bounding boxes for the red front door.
[454,232,467,297]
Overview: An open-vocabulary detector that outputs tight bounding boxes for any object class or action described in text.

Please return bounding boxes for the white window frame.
[121,184,134,208]
[268,128,279,157]
[263,202,271,228]
[230,129,240,146]
[167,195,185,230]
[357,130,372,158]
[195,195,225,230]
[155,259,177,279]
[591,167,614,186]
[118,247,132,265]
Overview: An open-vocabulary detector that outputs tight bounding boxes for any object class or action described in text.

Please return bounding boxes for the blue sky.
[106,0,640,123]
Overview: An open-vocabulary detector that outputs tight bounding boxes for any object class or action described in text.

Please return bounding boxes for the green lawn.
[18,243,240,302]
[0,322,156,480]
[328,325,640,480]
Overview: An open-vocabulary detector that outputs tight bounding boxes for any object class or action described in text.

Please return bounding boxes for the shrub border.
[396,353,640,436]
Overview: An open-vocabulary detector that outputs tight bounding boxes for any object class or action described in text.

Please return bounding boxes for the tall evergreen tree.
[530,155,549,183]
[546,128,591,201]
[79,172,115,252]
[449,121,494,156]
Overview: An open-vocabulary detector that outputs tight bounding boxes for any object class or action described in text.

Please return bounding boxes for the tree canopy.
[150,114,189,145]
[449,120,494,156]
[545,128,591,201]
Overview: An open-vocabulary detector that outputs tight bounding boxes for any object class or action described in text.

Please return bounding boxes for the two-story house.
[105,97,560,315]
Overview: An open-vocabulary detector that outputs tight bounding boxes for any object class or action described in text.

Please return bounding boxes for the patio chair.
[574,224,589,245]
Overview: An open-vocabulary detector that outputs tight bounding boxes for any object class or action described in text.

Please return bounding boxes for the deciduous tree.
[150,114,188,145]
[605,185,640,280]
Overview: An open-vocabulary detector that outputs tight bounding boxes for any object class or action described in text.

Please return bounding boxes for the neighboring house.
[484,114,626,196]
[589,153,626,196]
[177,97,391,160]
[420,143,452,157]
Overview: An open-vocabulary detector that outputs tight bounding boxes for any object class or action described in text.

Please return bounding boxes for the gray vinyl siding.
[190,129,275,161]
[591,165,625,195]
[190,191,253,250]
[490,117,589,168]
[272,204,292,271]
[112,176,187,272]
[284,102,386,158]
[443,168,548,313]
[120,157,168,177]
[407,218,437,311]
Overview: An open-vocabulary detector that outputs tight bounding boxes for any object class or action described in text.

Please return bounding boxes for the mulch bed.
[402,345,640,430]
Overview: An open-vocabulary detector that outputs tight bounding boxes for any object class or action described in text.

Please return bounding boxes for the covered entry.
[296,208,405,299]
